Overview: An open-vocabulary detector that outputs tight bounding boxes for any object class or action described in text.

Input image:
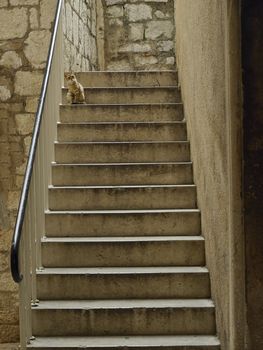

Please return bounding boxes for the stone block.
[145,20,173,39]
[30,7,39,29]
[23,135,32,155]
[6,191,19,211]
[0,0,8,7]
[158,40,174,52]
[15,71,43,96]
[119,43,152,53]
[25,97,39,113]
[107,5,123,18]
[24,30,51,69]
[0,325,19,344]
[15,113,35,135]
[166,56,175,65]
[10,0,38,4]
[0,86,11,102]
[0,51,22,70]
[135,55,158,65]
[40,0,57,29]
[0,8,28,40]
[124,4,152,22]
[129,23,144,41]
[105,0,125,5]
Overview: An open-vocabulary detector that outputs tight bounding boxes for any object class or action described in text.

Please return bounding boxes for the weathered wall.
[104,0,175,71]
[63,0,98,71]
[175,1,244,349]
[0,0,57,344]
[242,1,263,349]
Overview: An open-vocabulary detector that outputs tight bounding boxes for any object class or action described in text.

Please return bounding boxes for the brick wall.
[104,0,175,70]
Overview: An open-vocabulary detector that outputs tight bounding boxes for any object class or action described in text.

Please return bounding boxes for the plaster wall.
[175,1,243,349]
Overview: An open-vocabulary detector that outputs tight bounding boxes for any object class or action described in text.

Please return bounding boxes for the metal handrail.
[10,0,63,283]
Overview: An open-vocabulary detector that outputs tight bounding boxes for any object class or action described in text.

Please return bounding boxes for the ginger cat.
[64,72,85,104]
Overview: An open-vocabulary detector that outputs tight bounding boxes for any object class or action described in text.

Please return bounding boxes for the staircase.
[28,71,220,349]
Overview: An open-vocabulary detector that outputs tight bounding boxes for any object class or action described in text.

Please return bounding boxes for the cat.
[64,72,85,104]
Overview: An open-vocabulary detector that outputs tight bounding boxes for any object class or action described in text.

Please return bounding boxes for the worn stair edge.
[27,335,220,349]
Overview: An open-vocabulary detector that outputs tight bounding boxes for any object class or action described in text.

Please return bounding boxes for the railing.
[10,0,64,347]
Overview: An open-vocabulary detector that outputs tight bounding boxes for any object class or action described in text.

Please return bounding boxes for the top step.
[64,71,178,88]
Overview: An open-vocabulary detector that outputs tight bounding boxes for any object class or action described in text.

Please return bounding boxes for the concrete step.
[41,236,204,267]
[52,162,193,186]
[32,299,216,337]
[57,121,187,142]
[62,87,181,104]
[54,142,190,163]
[63,71,178,87]
[45,209,201,237]
[36,266,210,300]
[59,103,183,123]
[27,335,220,349]
[48,185,197,210]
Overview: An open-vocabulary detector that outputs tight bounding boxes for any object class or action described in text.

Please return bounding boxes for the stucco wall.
[104,0,175,71]
[175,1,244,349]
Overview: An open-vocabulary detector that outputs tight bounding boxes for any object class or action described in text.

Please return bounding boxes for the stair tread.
[28,335,220,347]
[60,102,183,107]
[37,266,209,275]
[42,236,204,243]
[46,209,200,214]
[62,86,179,90]
[49,184,196,189]
[34,299,215,309]
[55,141,189,144]
[57,121,185,125]
[52,161,192,166]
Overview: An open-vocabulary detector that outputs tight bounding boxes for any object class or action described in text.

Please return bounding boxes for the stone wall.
[63,0,98,71]
[0,0,57,344]
[104,0,175,71]
[175,1,244,349]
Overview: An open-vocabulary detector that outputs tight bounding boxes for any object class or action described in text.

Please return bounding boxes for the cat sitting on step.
[64,72,85,104]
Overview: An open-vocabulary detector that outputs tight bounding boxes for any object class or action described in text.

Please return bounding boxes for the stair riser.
[32,308,216,336]
[64,71,178,87]
[52,164,193,186]
[55,143,190,163]
[49,186,197,210]
[59,104,183,123]
[28,346,220,350]
[45,212,201,237]
[41,240,205,267]
[62,88,181,105]
[37,273,210,299]
[57,123,187,142]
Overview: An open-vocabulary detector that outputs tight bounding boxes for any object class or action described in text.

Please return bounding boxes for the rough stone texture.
[0,0,57,344]
[0,1,103,344]
[104,0,175,70]
[242,1,263,349]
[175,1,245,349]
[63,0,98,71]
[0,8,28,40]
